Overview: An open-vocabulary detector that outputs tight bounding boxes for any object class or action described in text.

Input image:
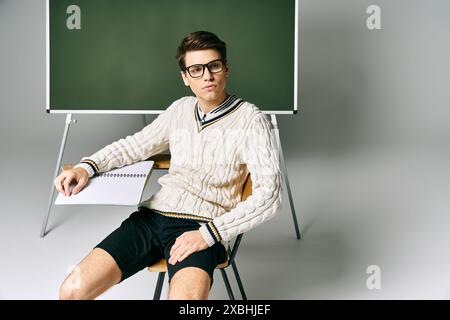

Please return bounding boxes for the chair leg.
[231,261,247,300]
[153,272,165,300]
[220,269,235,300]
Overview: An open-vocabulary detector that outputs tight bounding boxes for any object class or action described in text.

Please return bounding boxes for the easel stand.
[41,114,301,239]
[41,114,76,237]
[270,114,301,239]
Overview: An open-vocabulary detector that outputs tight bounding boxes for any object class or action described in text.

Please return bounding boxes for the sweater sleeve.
[198,113,283,246]
[73,100,179,177]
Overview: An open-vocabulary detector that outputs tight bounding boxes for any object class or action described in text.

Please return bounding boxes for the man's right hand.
[54,167,89,196]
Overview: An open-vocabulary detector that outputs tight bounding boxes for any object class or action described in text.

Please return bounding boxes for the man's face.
[181,49,229,108]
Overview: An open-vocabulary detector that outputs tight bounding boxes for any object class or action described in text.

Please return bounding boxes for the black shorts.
[95,207,227,286]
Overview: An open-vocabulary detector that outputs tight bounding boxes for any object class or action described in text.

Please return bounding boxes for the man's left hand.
[168,230,209,265]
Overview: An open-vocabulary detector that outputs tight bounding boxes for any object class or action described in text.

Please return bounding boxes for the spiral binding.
[98,173,147,178]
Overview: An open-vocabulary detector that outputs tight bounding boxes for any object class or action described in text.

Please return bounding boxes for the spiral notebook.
[55,160,154,206]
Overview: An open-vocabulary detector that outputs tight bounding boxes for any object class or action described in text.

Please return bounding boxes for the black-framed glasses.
[185,59,225,78]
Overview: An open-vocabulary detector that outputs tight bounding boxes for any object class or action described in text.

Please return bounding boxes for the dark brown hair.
[176,31,227,71]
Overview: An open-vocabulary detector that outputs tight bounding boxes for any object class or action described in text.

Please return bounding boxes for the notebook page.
[55,160,154,206]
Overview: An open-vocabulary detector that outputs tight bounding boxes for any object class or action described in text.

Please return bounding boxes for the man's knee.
[59,271,84,300]
[168,267,211,300]
[169,290,206,300]
[169,285,209,300]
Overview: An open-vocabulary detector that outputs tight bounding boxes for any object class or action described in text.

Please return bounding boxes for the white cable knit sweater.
[74,96,282,247]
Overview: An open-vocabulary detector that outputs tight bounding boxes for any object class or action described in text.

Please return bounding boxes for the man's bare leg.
[168,267,211,300]
[59,248,121,300]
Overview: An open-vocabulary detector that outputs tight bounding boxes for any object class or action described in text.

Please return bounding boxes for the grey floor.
[1,137,450,299]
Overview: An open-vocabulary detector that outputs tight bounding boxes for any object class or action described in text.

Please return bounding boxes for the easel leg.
[40,114,76,238]
[270,115,301,239]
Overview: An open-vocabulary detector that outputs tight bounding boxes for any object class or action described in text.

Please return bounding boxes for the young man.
[55,31,282,300]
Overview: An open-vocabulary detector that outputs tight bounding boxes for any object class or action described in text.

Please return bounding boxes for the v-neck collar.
[194,95,244,132]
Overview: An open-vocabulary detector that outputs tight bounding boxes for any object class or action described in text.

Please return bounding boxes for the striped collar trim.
[195,95,244,132]
[198,94,235,115]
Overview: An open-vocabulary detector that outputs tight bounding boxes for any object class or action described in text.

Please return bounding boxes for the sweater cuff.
[198,221,222,247]
[74,160,98,178]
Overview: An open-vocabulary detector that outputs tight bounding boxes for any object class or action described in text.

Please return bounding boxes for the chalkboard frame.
[46,0,299,115]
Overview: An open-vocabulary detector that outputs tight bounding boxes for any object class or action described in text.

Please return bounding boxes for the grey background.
[1,0,450,299]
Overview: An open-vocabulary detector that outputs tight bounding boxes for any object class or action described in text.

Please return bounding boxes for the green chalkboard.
[47,0,297,114]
